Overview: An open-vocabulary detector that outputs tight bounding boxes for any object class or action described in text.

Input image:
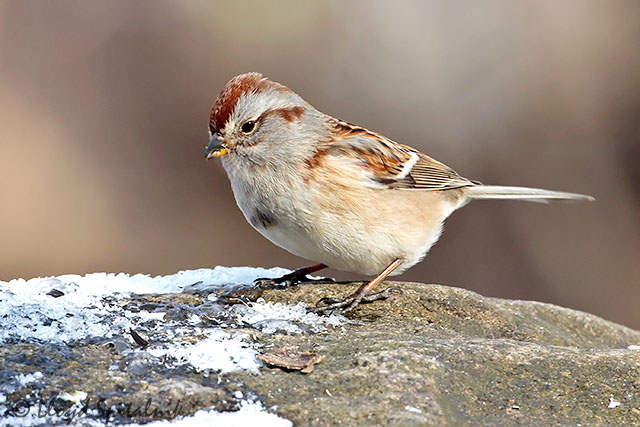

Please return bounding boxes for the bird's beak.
[205,135,228,159]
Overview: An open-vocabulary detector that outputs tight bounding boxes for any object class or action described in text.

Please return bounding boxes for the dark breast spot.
[249,210,277,229]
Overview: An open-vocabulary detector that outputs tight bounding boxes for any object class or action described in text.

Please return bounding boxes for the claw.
[316,296,343,306]
[360,286,402,302]
[307,286,402,314]
[308,259,403,315]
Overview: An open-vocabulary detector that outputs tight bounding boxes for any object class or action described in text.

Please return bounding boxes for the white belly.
[224,160,459,276]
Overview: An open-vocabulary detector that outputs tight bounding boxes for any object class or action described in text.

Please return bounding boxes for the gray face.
[217,87,326,171]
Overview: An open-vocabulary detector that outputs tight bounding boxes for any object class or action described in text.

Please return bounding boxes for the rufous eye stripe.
[258,106,306,124]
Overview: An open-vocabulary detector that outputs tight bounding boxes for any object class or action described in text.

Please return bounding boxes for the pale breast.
[224,156,462,276]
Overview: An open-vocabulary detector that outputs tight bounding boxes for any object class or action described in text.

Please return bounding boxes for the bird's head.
[206,73,322,167]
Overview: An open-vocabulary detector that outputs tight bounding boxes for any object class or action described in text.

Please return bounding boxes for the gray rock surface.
[3,281,640,425]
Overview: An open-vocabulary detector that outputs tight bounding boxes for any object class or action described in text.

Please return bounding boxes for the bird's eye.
[241,120,256,134]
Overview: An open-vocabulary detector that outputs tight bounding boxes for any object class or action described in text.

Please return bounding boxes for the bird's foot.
[254,266,334,290]
[307,286,402,314]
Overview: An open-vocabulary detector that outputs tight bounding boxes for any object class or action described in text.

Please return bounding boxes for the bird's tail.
[465,185,594,203]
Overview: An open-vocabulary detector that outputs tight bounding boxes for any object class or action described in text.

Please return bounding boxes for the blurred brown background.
[1,1,639,327]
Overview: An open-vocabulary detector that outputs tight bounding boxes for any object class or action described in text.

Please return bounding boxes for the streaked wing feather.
[392,153,477,190]
[326,118,476,191]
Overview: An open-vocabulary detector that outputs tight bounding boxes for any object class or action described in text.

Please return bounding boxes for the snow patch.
[147,329,261,373]
[0,266,341,426]
[608,396,621,408]
[15,372,44,387]
[124,401,292,427]
[232,299,346,334]
[0,266,292,344]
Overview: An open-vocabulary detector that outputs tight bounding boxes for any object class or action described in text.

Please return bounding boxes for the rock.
[227,281,640,425]
[2,280,640,425]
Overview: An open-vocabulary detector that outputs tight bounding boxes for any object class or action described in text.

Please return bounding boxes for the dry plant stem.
[308,259,402,313]
[255,263,328,288]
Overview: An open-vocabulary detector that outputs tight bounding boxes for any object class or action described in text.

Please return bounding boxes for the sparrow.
[205,73,594,313]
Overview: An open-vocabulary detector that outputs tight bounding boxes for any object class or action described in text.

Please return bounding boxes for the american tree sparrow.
[205,73,593,313]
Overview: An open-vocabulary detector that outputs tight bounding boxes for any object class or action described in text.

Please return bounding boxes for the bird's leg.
[308,259,403,314]
[254,263,332,289]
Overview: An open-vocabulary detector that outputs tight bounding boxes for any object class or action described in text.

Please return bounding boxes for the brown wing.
[326,118,477,191]
[386,152,478,190]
